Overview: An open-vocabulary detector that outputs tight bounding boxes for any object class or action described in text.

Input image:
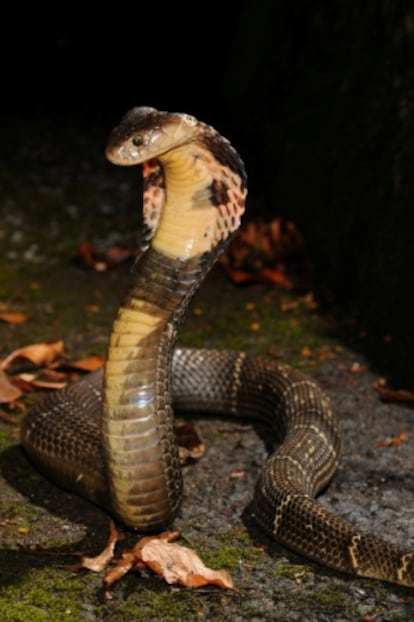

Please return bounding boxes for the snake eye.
[132,135,144,147]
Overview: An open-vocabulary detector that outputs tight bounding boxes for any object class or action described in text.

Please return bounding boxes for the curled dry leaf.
[11,370,69,392]
[220,216,308,288]
[106,244,136,266]
[0,369,23,403]
[230,470,246,479]
[76,242,106,271]
[73,527,233,598]
[27,378,68,390]
[280,292,318,312]
[67,355,106,372]
[375,385,414,404]
[103,530,233,597]
[30,368,72,389]
[72,520,122,573]
[1,340,66,371]
[0,518,17,527]
[300,346,313,359]
[139,538,234,589]
[374,431,409,448]
[76,241,139,271]
[175,421,205,462]
[0,311,29,324]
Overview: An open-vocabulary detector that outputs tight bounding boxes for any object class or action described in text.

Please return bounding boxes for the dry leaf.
[103,529,233,598]
[374,431,409,448]
[37,368,82,387]
[10,374,40,394]
[29,378,68,390]
[72,520,122,573]
[139,538,233,589]
[32,520,233,599]
[85,305,100,313]
[76,241,138,271]
[76,242,105,270]
[220,215,308,288]
[68,355,105,372]
[106,244,135,265]
[375,385,414,404]
[103,532,181,598]
[0,312,29,324]
[16,368,82,391]
[230,471,246,479]
[259,267,292,288]
[280,292,318,312]
[0,369,23,403]
[350,362,367,374]
[175,421,205,462]
[300,346,313,359]
[104,555,138,598]
[0,518,17,526]
[249,322,261,332]
[1,340,65,370]
[318,345,338,361]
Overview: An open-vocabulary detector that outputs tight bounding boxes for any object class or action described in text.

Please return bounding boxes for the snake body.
[21,107,414,587]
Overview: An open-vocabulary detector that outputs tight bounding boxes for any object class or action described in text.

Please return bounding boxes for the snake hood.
[106,106,247,260]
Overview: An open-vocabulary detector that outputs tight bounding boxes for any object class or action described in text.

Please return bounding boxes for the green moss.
[188,529,262,575]
[181,285,332,375]
[104,588,198,622]
[202,544,258,571]
[2,502,36,519]
[310,581,349,611]
[0,550,206,622]
[0,427,15,451]
[0,561,94,622]
[273,562,314,582]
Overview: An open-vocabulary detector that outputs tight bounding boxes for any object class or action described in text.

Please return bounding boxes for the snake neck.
[102,247,215,530]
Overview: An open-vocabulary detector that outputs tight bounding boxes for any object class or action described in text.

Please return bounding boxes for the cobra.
[21,106,414,588]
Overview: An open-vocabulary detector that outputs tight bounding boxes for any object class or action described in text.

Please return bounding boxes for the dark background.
[1,5,240,126]
[2,2,414,385]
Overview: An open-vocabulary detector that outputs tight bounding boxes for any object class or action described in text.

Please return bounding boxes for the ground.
[1,114,414,621]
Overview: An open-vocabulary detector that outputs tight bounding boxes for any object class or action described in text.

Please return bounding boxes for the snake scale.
[21,106,414,588]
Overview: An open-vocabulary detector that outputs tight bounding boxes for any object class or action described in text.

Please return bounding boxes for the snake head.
[105,106,202,165]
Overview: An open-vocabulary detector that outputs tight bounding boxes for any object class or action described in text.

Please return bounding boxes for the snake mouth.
[106,139,197,167]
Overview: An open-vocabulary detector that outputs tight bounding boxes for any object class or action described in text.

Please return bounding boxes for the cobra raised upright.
[21,106,414,587]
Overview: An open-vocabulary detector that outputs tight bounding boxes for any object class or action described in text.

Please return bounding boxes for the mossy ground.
[1,115,414,620]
